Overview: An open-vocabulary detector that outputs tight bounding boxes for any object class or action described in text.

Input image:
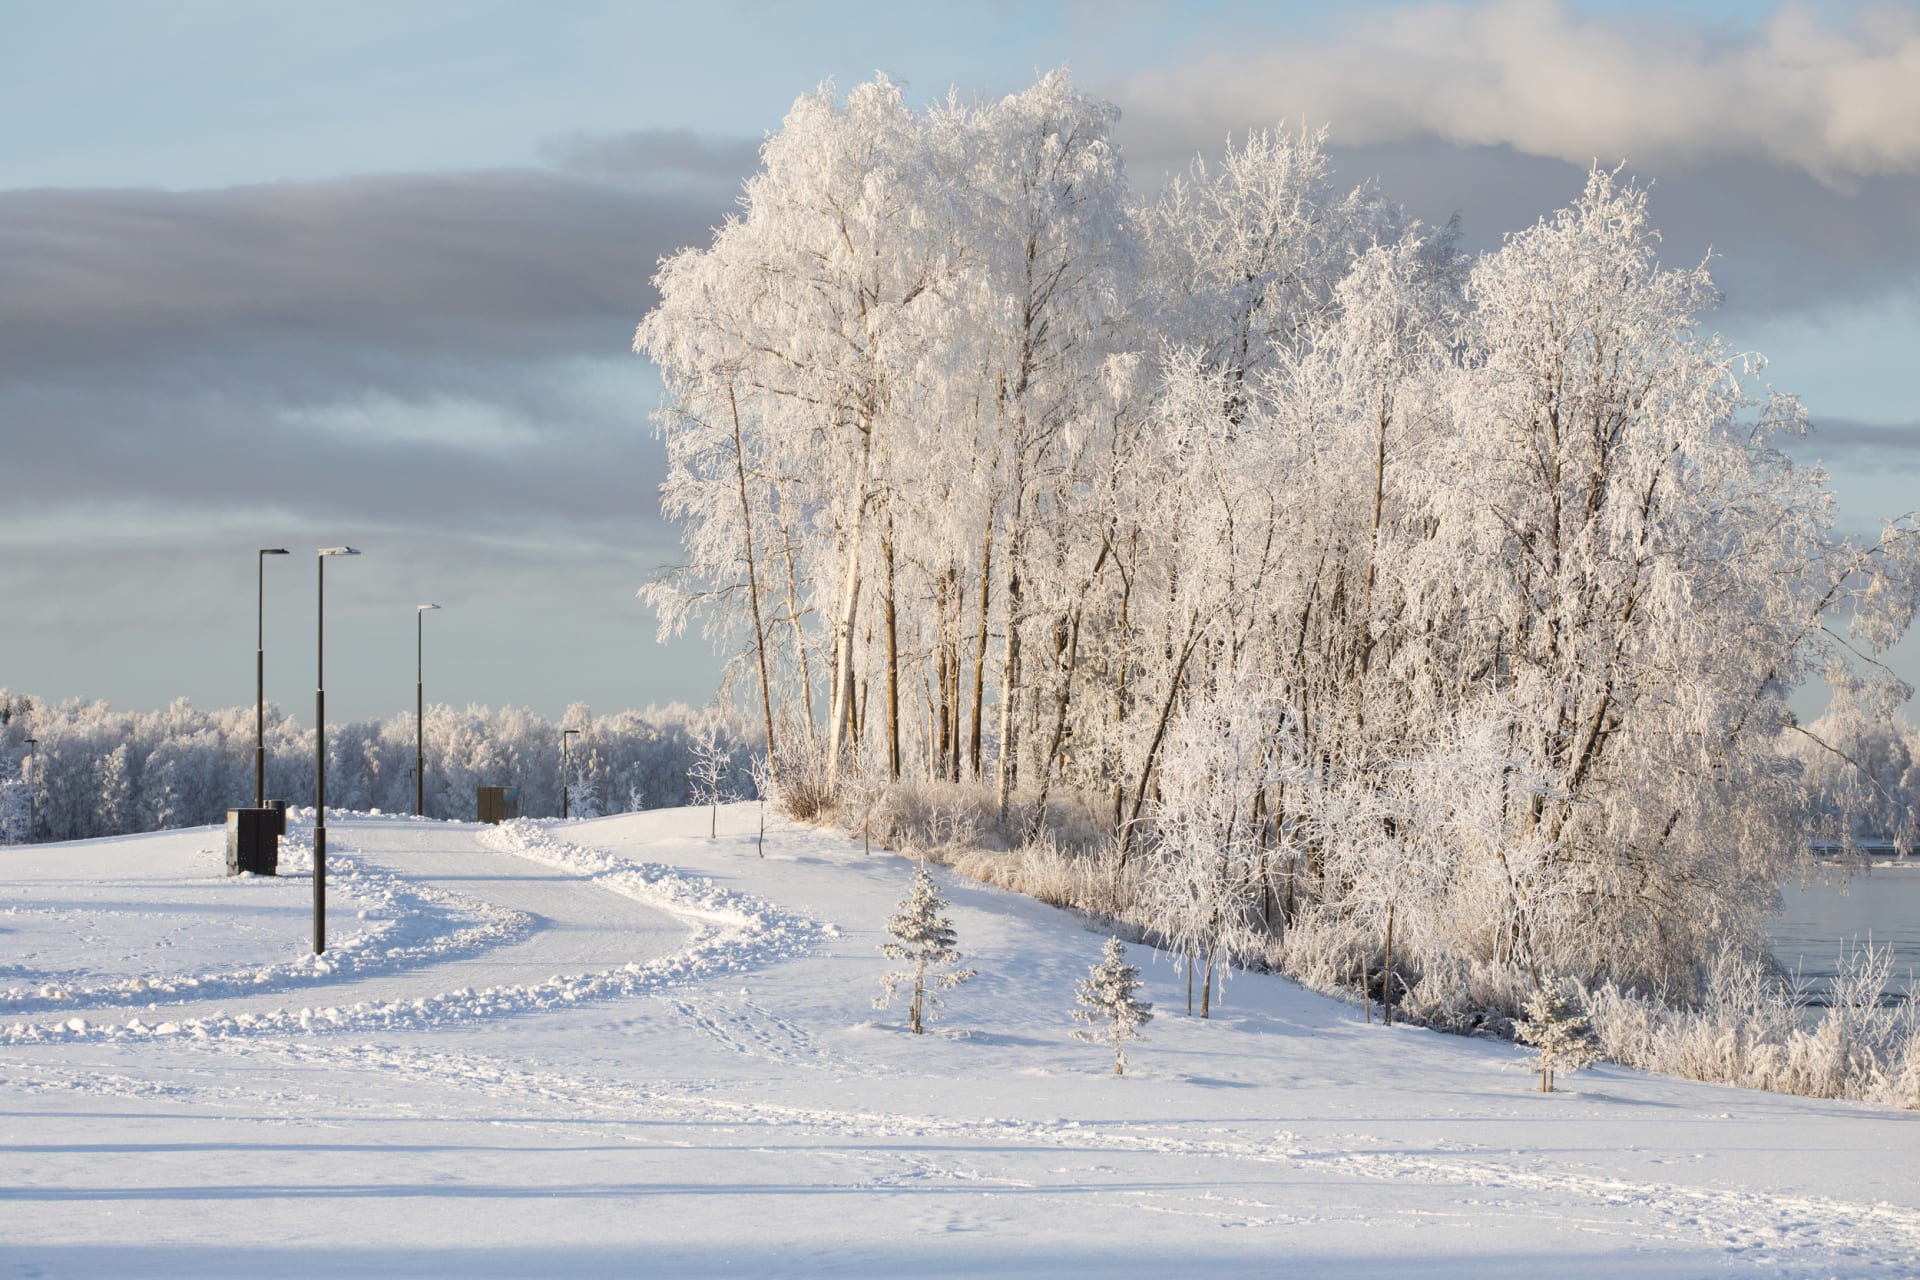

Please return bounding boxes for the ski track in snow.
[0,818,824,1045]
[26,1030,1912,1273]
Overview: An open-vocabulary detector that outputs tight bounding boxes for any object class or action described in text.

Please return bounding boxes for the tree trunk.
[911,957,926,1034]
[827,436,870,790]
[1383,900,1395,1028]
[774,500,817,748]
[1026,607,1082,842]
[969,522,993,780]
[727,385,778,784]
[996,513,1022,821]
[1200,933,1215,1019]
[1116,623,1203,866]
[883,515,901,782]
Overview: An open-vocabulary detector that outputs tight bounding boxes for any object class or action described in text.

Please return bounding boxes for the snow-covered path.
[4,807,1918,1277]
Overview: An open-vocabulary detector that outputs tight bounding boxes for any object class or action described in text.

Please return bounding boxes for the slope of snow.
[3,805,1917,1277]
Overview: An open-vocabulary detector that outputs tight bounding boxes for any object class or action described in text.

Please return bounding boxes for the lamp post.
[561,728,581,819]
[22,736,34,843]
[416,604,440,818]
[314,546,359,954]
[256,548,289,808]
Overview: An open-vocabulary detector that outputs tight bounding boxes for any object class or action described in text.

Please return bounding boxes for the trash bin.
[477,786,521,824]
[226,807,280,876]
[266,798,288,835]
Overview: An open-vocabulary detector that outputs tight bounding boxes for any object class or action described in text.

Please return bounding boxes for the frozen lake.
[1768,859,1920,1002]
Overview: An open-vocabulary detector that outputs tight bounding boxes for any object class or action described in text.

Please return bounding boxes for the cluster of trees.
[1784,710,1920,846]
[640,70,1920,1007]
[0,690,757,844]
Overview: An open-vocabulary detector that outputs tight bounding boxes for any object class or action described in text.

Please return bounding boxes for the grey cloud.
[0,168,720,552]
[0,170,720,396]
[0,364,670,546]
[1112,1,1920,186]
[1797,417,1920,472]
[1308,141,1920,319]
[538,128,761,198]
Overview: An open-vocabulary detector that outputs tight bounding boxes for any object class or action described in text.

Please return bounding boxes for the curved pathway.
[4,816,692,1037]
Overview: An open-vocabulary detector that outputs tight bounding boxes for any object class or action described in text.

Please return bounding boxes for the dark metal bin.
[477,786,521,824]
[226,807,280,876]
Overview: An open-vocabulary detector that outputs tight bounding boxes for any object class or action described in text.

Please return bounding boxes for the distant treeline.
[0,690,760,844]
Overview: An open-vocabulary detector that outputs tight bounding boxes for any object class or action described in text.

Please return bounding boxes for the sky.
[2,0,1916,725]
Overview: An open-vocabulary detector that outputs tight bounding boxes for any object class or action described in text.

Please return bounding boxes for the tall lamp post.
[256,548,290,807]
[561,728,581,819]
[415,604,440,818]
[22,736,35,843]
[314,546,359,954]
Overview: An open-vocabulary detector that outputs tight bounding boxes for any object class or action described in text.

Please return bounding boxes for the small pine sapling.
[1073,937,1154,1075]
[1515,982,1602,1092]
[874,863,974,1034]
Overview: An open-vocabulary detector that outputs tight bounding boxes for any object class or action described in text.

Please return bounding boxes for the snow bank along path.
[2,813,823,1042]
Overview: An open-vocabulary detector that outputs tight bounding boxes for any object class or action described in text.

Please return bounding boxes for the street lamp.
[416,604,440,818]
[314,546,359,954]
[256,548,289,808]
[561,728,581,819]
[22,736,34,843]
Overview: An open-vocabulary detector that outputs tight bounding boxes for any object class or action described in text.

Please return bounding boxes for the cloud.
[1799,416,1920,472]
[1115,0,1920,186]
[0,169,724,555]
[538,128,761,199]
[0,170,720,397]
[1315,140,1920,318]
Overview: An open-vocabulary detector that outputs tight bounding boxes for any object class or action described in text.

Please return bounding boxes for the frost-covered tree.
[633,70,1920,1031]
[1073,937,1154,1075]
[688,721,731,838]
[1148,660,1278,1017]
[749,752,775,858]
[0,776,27,845]
[1516,983,1602,1093]
[874,863,975,1034]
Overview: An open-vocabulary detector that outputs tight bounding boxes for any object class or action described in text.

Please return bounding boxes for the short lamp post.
[415,604,440,817]
[314,546,359,954]
[256,548,290,808]
[561,728,581,820]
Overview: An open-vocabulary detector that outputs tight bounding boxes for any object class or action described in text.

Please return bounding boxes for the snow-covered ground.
[3,806,1917,1278]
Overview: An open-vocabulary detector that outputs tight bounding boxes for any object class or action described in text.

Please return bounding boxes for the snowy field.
[4,807,1918,1278]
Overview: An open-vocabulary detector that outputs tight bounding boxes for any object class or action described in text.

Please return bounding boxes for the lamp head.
[318,547,360,557]
[261,548,290,556]
[562,728,581,737]
[418,603,441,612]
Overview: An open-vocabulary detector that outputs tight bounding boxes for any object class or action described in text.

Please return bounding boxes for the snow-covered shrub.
[1515,982,1602,1092]
[1581,944,1917,1106]
[1073,938,1154,1075]
[874,863,975,1034]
